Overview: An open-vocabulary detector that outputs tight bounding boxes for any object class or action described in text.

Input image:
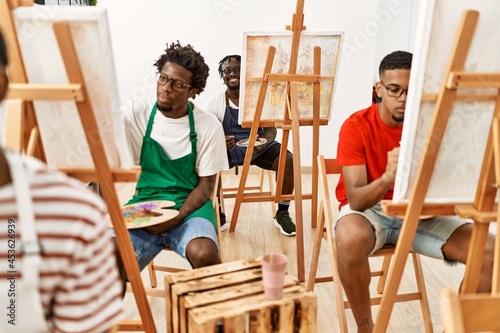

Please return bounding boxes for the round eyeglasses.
[221,66,241,75]
[380,81,408,98]
[156,73,192,91]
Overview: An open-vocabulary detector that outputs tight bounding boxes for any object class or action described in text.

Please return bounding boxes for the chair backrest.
[323,157,342,175]
[441,288,500,333]
[317,155,342,227]
[317,156,341,230]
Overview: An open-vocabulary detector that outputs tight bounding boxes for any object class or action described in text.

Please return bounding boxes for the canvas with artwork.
[239,31,343,124]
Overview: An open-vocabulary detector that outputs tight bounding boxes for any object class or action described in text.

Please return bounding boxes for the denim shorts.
[335,203,471,265]
[109,217,218,271]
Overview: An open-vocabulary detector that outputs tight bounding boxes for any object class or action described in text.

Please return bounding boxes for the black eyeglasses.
[156,73,192,91]
[221,66,240,75]
[380,81,408,98]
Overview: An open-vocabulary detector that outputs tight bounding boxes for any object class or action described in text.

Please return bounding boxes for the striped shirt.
[0,153,122,333]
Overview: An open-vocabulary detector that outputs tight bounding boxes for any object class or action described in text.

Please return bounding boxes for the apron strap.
[225,90,230,107]
[145,103,158,138]
[6,151,48,331]
[187,103,197,161]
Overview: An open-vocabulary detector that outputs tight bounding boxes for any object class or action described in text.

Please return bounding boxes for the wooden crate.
[165,257,317,333]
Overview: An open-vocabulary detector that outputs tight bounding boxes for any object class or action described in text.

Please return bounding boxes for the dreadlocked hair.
[217,55,241,79]
[154,41,209,95]
[379,51,412,76]
[0,30,8,68]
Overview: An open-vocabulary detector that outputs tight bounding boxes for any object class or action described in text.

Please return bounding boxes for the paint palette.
[236,138,267,148]
[109,200,178,229]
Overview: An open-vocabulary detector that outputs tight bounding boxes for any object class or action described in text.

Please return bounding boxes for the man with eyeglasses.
[121,41,228,273]
[333,50,494,332]
[205,55,296,237]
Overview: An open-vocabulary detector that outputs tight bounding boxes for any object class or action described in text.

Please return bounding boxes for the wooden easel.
[228,0,331,282]
[0,1,156,332]
[373,10,500,332]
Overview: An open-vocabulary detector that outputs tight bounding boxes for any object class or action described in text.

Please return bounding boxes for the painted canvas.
[393,0,500,203]
[239,31,343,123]
[12,6,132,169]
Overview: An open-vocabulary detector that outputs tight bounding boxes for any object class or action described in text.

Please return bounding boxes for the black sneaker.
[274,211,296,236]
[219,212,229,232]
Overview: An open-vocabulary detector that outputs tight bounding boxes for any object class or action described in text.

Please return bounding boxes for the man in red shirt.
[335,50,495,332]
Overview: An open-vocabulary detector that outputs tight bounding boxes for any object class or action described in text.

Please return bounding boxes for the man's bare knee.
[186,238,221,268]
[336,215,375,260]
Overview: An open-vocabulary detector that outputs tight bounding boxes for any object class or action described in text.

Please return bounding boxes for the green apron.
[126,103,216,229]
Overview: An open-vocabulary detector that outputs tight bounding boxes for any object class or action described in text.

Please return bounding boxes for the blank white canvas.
[12,5,132,169]
[393,0,500,203]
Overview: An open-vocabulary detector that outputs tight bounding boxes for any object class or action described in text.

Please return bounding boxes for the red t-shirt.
[335,103,402,209]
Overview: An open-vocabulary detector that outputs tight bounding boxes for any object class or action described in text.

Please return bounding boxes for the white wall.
[23,0,418,166]
[374,0,419,81]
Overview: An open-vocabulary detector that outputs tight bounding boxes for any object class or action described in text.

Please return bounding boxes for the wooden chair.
[307,155,433,332]
[130,172,224,298]
[441,288,500,333]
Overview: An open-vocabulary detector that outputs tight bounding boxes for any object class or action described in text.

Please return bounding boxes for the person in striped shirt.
[0,30,122,333]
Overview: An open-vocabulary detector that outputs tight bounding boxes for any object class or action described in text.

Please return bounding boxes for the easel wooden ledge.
[374,10,500,332]
[228,0,334,282]
[0,1,156,331]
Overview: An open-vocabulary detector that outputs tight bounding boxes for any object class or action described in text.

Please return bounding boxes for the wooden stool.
[165,257,317,333]
[307,156,433,332]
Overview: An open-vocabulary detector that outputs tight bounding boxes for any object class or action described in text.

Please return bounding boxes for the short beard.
[157,103,172,113]
[227,84,239,92]
[392,114,404,123]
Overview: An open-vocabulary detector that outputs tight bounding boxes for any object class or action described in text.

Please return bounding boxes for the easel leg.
[461,223,490,294]
[307,202,325,291]
[491,115,500,293]
[494,224,500,293]
[5,99,24,152]
[311,46,321,228]
[290,82,305,281]
[373,215,419,333]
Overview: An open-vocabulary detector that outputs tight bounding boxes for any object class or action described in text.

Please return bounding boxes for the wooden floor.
[117,171,497,333]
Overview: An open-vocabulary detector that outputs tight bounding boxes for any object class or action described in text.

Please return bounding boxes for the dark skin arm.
[254,127,277,153]
[0,150,12,187]
[144,174,216,234]
[225,135,235,149]
[343,147,399,211]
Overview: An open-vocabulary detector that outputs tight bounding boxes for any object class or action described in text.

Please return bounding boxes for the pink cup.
[262,253,288,300]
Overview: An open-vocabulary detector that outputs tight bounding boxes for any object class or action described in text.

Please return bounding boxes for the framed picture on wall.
[239,31,343,124]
